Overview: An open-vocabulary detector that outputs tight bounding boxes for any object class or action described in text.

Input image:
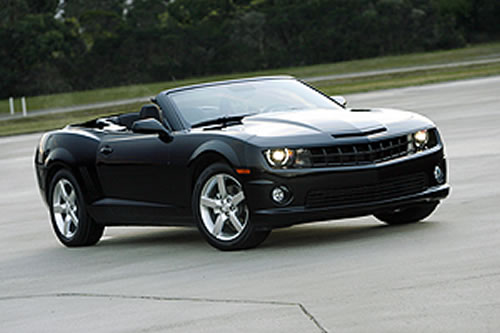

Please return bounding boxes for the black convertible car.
[35,76,449,250]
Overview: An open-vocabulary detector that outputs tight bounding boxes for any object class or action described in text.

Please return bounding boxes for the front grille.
[309,135,410,167]
[305,173,428,209]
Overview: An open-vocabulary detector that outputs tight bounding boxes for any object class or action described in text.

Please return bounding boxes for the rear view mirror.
[331,95,347,107]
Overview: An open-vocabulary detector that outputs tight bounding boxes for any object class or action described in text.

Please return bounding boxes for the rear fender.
[44,147,100,206]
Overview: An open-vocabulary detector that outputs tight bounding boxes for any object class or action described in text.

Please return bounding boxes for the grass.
[0,103,143,137]
[1,41,500,137]
[2,41,500,114]
[315,61,500,95]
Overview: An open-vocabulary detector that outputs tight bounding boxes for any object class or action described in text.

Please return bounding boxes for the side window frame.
[155,93,186,131]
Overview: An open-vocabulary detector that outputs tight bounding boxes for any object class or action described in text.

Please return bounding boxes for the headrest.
[139,104,161,121]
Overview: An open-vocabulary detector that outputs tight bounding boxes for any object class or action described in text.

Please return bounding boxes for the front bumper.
[243,148,450,228]
[251,184,449,227]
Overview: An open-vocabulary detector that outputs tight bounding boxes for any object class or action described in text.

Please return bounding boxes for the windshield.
[168,78,343,127]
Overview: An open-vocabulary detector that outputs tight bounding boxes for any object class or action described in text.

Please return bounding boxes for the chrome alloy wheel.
[199,173,249,241]
[52,178,79,239]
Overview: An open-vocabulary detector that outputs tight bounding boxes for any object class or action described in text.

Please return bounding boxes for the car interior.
[75,103,166,132]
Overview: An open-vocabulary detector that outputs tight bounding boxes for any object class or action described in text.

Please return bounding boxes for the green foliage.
[0,0,499,99]
[0,9,85,97]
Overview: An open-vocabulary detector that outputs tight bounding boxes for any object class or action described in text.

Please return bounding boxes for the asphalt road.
[1,76,500,332]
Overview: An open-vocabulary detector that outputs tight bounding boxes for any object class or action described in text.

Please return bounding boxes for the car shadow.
[94,219,440,251]
[97,227,204,248]
[260,219,440,250]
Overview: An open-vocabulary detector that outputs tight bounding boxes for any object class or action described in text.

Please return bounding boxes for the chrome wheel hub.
[199,173,249,241]
[52,178,79,239]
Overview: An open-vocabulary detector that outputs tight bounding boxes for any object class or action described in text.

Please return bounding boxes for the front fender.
[189,139,243,168]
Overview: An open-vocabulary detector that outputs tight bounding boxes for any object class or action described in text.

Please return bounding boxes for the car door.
[95,131,178,224]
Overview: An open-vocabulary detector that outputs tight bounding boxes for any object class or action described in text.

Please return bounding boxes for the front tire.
[374,202,439,225]
[48,169,104,247]
[192,163,270,250]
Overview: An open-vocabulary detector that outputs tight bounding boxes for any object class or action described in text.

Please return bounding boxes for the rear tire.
[374,202,438,225]
[48,169,104,247]
[192,163,270,250]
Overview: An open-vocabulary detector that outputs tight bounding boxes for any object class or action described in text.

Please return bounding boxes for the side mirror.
[132,118,172,141]
[331,95,347,107]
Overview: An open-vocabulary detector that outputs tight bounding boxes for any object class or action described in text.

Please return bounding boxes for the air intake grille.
[309,135,410,167]
[305,173,428,209]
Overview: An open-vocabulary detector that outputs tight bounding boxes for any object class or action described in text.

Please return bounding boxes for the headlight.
[265,148,293,167]
[413,129,429,148]
[264,148,312,168]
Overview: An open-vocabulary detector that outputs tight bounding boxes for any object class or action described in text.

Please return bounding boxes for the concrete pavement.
[1,76,500,332]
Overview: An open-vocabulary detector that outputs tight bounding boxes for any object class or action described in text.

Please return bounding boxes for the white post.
[21,97,27,117]
[9,97,14,115]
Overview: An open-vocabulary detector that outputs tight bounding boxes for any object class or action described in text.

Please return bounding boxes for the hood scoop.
[332,126,387,138]
[349,108,373,112]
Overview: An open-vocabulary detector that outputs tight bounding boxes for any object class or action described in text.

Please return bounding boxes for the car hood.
[233,108,432,146]
[192,108,434,147]
[247,108,405,134]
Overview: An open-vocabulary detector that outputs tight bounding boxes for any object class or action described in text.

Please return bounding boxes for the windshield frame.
[160,76,345,130]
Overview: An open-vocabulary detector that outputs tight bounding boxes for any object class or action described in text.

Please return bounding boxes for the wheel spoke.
[60,182,70,201]
[213,214,227,236]
[53,203,65,214]
[68,190,76,206]
[216,175,227,197]
[201,196,220,209]
[54,182,63,199]
[232,191,245,206]
[228,211,243,232]
[64,215,72,237]
[68,208,79,227]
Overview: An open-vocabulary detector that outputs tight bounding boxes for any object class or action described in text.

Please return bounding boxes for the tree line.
[1,0,499,99]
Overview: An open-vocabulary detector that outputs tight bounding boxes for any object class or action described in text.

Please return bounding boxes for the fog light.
[272,186,288,204]
[434,165,444,184]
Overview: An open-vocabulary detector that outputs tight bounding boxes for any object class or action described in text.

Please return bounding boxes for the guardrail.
[8,97,28,117]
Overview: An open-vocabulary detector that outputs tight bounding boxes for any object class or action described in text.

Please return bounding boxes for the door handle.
[99,146,113,155]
